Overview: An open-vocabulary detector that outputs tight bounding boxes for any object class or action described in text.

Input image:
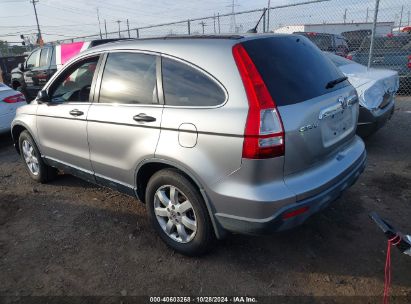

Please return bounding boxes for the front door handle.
[69,109,84,117]
[133,113,156,123]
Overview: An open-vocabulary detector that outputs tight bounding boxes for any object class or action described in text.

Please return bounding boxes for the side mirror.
[36,90,50,104]
[18,62,25,71]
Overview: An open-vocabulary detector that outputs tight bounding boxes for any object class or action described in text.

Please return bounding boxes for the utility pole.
[228,0,239,33]
[343,8,347,24]
[30,0,42,45]
[116,20,122,38]
[199,21,206,34]
[213,13,216,34]
[127,19,130,38]
[104,19,107,38]
[267,0,271,32]
[97,8,102,39]
[398,5,404,33]
[408,10,410,26]
[366,7,369,22]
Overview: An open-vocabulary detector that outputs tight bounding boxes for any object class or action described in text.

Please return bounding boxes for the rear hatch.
[353,36,411,75]
[242,35,358,175]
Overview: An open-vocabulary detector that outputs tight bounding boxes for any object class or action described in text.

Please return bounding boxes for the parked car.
[349,34,411,91]
[326,52,398,137]
[10,39,121,101]
[341,29,372,52]
[0,83,26,134]
[12,34,366,255]
[294,32,349,57]
[0,55,26,85]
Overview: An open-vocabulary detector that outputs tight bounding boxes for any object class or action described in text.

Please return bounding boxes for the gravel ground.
[0,97,410,301]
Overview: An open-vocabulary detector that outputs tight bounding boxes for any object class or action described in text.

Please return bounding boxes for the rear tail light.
[346,54,353,60]
[282,206,310,220]
[408,55,411,69]
[232,43,285,159]
[2,93,26,104]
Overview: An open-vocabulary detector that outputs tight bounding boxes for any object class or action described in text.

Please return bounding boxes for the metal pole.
[398,5,404,33]
[136,28,139,38]
[408,10,410,26]
[343,8,347,24]
[366,7,369,22]
[217,13,221,34]
[263,8,266,33]
[267,0,271,32]
[127,19,130,38]
[30,0,42,44]
[213,13,216,34]
[104,19,107,38]
[187,20,191,35]
[97,8,102,39]
[367,0,380,69]
[116,20,121,38]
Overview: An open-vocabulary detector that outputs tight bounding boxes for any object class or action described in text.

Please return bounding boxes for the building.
[273,22,394,36]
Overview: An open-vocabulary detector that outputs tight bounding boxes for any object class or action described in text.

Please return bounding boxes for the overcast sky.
[0,0,410,44]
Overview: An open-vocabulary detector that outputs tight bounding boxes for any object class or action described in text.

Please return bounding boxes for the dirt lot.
[0,98,410,302]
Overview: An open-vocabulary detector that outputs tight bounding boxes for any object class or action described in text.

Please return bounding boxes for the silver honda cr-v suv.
[12,34,366,255]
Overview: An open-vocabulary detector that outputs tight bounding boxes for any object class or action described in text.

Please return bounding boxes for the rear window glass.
[325,52,354,67]
[359,36,411,51]
[99,52,158,105]
[162,58,226,107]
[298,33,333,51]
[242,36,349,106]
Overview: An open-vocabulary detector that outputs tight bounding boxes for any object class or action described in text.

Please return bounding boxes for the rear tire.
[19,131,57,183]
[146,169,215,256]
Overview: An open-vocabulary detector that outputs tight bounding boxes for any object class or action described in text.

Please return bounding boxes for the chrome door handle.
[133,113,156,123]
[69,109,84,116]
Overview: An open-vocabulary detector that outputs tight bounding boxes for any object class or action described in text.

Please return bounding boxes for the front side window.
[26,49,40,69]
[49,56,99,103]
[162,58,226,107]
[99,52,158,104]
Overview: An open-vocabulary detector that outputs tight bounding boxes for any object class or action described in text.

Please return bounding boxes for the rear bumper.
[357,99,395,138]
[211,137,366,235]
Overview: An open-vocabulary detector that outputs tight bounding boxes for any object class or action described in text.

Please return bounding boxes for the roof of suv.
[79,33,295,55]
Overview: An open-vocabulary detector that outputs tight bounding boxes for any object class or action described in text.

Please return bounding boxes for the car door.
[36,54,101,181]
[87,51,163,193]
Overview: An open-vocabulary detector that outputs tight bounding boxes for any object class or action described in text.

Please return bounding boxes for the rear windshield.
[242,35,349,106]
[359,36,411,51]
[325,52,354,67]
[298,33,333,51]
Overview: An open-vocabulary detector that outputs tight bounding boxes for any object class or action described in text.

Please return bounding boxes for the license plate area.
[321,109,353,148]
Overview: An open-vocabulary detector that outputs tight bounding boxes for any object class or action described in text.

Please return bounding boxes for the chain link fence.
[52,0,410,95]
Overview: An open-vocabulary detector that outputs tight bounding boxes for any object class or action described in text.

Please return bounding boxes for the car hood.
[339,64,399,109]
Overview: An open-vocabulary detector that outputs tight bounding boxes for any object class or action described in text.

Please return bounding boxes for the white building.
[273,22,394,36]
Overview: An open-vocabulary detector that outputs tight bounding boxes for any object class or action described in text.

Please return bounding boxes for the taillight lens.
[3,93,26,104]
[408,55,411,69]
[346,54,353,60]
[232,43,285,159]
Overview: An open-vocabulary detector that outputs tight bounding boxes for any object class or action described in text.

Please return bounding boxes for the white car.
[326,52,399,137]
[0,83,26,133]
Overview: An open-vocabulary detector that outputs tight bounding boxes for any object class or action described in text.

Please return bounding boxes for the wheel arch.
[135,159,227,239]
[11,122,39,155]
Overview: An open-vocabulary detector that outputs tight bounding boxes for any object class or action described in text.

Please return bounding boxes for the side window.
[49,56,99,103]
[162,58,226,107]
[99,52,158,104]
[26,49,40,69]
[39,47,52,67]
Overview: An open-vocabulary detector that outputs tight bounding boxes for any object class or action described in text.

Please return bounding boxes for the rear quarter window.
[242,36,349,106]
[162,57,226,107]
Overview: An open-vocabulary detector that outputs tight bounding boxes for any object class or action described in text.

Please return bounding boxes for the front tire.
[146,169,214,256]
[19,131,57,183]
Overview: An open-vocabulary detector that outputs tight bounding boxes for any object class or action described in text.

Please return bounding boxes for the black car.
[294,32,349,57]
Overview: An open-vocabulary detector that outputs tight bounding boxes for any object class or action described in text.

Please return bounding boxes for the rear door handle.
[133,113,156,123]
[69,109,84,117]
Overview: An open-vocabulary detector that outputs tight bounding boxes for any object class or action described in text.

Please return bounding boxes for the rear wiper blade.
[325,76,348,89]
